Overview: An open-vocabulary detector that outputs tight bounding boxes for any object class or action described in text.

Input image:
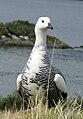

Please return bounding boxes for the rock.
[80,46,83,48]
[47,36,71,49]
[3,39,33,46]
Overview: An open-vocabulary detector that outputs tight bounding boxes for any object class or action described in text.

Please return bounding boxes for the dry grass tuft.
[0,97,83,119]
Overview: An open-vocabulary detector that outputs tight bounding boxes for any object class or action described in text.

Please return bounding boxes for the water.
[0,47,83,97]
[0,0,83,47]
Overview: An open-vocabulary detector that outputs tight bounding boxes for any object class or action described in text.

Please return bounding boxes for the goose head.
[35,17,53,32]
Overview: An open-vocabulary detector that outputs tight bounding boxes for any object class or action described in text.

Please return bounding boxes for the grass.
[0,92,83,119]
[0,101,83,119]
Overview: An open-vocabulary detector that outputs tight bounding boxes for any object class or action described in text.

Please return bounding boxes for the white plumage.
[17,74,22,91]
[17,17,67,107]
[54,74,67,93]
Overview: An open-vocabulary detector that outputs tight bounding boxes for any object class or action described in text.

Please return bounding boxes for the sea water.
[0,47,83,97]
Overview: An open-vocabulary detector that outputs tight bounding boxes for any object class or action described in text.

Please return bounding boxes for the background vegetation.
[0,20,70,48]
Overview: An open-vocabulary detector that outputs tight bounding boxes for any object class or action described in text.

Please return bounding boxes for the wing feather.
[54,74,67,93]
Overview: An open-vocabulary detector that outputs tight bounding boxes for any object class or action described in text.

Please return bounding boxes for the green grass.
[0,92,83,119]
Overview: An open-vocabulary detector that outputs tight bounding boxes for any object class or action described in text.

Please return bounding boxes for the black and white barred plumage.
[17,17,67,107]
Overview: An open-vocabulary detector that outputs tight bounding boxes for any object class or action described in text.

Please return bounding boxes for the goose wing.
[54,74,67,97]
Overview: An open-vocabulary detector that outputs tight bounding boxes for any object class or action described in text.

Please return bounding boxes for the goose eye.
[42,20,44,23]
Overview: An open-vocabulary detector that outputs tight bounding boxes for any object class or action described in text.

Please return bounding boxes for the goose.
[17,17,67,107]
